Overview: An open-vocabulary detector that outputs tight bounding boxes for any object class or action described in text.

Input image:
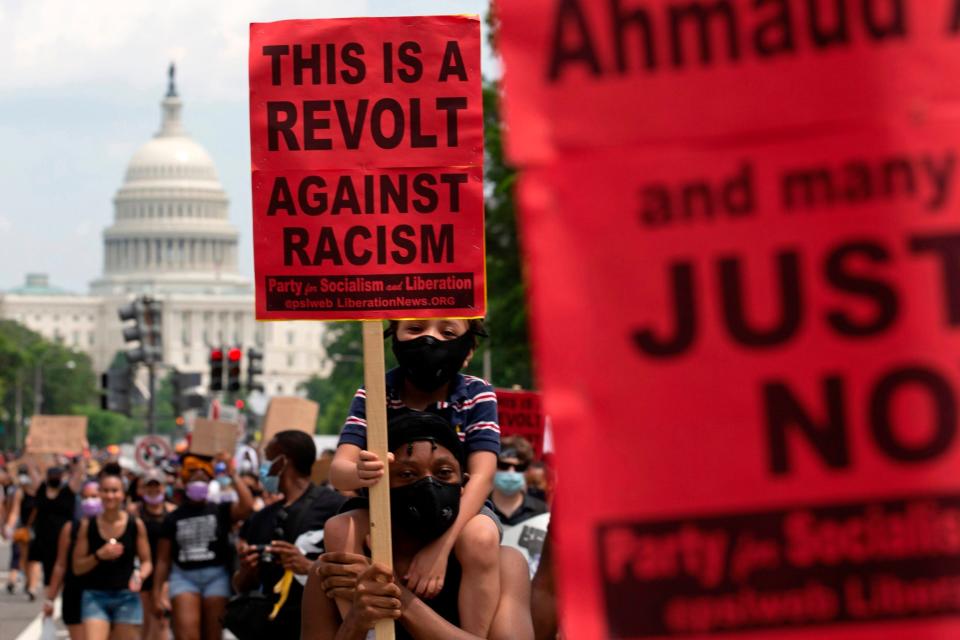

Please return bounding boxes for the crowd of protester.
[0,318,557,639]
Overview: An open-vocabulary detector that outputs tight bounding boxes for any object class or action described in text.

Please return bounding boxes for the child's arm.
[329,444,388,492]
[331,388,382,492]
[404,450,496,596]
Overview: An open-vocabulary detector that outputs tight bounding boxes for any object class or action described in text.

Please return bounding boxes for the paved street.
[0,540,65,640]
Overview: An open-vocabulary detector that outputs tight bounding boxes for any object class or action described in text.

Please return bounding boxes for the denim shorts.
[169,564,231,599]
[81,589,143,625]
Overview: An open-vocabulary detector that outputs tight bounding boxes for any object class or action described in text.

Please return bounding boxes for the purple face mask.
[185,481,209,502]
[81,497,103,518]
[142,492,164,505]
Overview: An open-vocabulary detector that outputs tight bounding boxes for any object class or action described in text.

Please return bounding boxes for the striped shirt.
[339,368,500,456]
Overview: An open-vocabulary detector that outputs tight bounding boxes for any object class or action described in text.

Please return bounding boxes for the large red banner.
[500,0,960,163]
[500,0,960,638]
[249,16,485,320]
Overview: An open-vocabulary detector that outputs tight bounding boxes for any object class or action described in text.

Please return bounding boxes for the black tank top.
[64,520,84,585]
[138,503,165,552]
[396,556,462,639]
[84,514,138,591]
[19,491,35,526]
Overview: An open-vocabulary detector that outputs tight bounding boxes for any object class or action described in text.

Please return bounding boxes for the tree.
[0,320,98,449]
[471,78,532,388]
[301,322,364,435]
[76,405,139,448]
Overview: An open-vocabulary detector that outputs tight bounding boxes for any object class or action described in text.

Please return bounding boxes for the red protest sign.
[520,131,960,638]
[499,1,960,638]
[249,16,485,320]
[499,0,960,164]
[495,388,546,457]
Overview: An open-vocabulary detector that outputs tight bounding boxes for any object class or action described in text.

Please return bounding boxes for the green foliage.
[75,405,139,448]
[300,322,364,435]
[472,79,532,388]
[0,320,99,449]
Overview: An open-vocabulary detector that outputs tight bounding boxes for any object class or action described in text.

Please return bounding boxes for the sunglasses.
[497,459,529,472]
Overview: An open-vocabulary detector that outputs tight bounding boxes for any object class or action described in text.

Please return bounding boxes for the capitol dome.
[91,65,250,296]
[125,136,218,183]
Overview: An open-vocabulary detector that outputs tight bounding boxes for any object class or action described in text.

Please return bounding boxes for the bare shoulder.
[499,546,531,584]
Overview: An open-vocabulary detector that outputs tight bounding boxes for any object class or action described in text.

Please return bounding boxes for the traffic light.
[246,348,264,393]
[209,348,224,392]
[227,347,242,392]
[100,365,132,416]
[171,369,204,416]
[118,296,162,365]
[142,298,163,363]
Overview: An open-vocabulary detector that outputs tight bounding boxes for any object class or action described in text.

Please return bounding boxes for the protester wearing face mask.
[151,453,253,640]
[311,411,534,640]
[329,319,503,637]
[6,462,40,598]
[130,469,175,640]
[72,465,153,640]
[43,481,100,640]
[30,458,85,591]
[490,437,548,527]
[210,461,239,504]
[230,431,345,639]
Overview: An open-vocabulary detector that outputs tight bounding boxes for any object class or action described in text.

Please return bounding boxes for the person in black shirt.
[29,459,85,589]
[43,480,101,640]
[72,464,153,640]
[131,469,175,640]
[490,437,548,527]
[6,461,40,598]
[233,430,346,639]
[152,453,253,640]
[304,412,534,640]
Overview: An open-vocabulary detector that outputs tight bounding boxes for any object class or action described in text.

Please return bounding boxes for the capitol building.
[0,69,328,396]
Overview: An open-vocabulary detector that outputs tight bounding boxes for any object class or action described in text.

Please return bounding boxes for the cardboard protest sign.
[26,415,87,455]
[499,0,960,164]
[190,419,239,457]
[262,396,319,443]
[249,16,485,320]
[495,388,547,457]
[500,1,960,638]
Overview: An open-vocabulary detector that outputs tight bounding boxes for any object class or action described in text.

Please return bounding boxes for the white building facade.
[0,71,328,396]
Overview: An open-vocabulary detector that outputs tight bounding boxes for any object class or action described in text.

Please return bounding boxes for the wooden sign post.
[362,321,394,639]
[249,16,484,639]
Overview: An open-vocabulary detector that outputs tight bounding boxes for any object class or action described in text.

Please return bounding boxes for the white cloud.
[0,0,370,101]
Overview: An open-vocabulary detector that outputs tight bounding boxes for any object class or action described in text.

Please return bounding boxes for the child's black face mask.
[392,332,473,392]
[390,476,461,541]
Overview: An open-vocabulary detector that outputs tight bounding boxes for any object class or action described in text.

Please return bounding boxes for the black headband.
[388,410,465,468]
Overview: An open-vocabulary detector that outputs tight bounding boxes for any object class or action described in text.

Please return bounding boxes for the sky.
[0,0,494,293]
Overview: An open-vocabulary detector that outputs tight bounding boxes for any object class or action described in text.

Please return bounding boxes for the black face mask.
[392,332,473,392]
[47,476,62,489]
[390,476,461,541]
